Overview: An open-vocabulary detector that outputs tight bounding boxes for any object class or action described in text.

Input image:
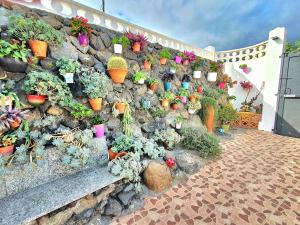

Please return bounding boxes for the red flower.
[240,81,253,90]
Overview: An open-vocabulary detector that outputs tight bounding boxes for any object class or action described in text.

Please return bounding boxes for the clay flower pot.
[28,40,48,59]
[144,61,151,70]
[189,95,197,102]
[160,58,167,65]
[27,94,47,106]
[9,120,21,129]
[78,33,89,47]
[149,84,158,92]
[108,148,127,161]
[171,103,179,110]
[115,102,126,114]
[205,105,215,133]
[93,124,105,138]
[108,69,128,84]
[132,42,141,52]
[161,99,169,108]
[0,57,28,73]
[88,98,102,111]
[175,56,182,64]
[183,59,189,65]
[0,145,14,156]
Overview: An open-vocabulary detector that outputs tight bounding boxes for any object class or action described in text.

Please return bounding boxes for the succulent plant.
[107,56,128,70]
[0,106,28,129]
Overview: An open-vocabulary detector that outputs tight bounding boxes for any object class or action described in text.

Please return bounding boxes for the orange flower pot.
[108,148,127,161]
[28,40,48,59]
[9,120,20,129]
[205,105,215,133]
[171,103,179,110]
[88,98,102,111]
[144,61,151,70]
[108,69,128,84]
[0,145,14,156]
[132,42,141,52]
[115,102,126,114]
[189,96,197,102]
[161,99,169,108]
[160,58,167,65]
[149,84,158,92]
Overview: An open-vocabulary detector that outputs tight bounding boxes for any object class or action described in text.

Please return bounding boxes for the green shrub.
[218,103,238,125]
[107,56,128,70]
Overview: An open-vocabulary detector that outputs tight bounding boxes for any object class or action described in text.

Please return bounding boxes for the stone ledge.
[0,167,122,225]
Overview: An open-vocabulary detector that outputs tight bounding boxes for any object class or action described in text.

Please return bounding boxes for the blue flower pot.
[182,82,190,89]
[164,82,172,91]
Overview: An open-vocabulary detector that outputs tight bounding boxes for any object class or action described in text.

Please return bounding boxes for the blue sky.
[75,0,300,51]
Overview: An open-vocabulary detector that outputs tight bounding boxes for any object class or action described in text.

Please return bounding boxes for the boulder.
[117,190,135,206]
[41,16,62,29]
[50,41,79,60]
[94,62,106,73]
[95,50,112,64]
[70,36,89,54]
[90,34,105,51]
[78,53,95,67]
[123,50,138,60]
[99,32,111,48]
[143,161,172,192]
[40,58,57,71]
[141,120,165,133]
[103,198,122,216]
[175,151,204,174]
[46,106,64,116]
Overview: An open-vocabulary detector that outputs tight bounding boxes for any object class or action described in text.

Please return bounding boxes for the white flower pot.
[170,67,176,74]
[137,78,145,84]
[64,73,74,83]
[188,109,196,114]
[207,72,217,82]
[193,71,202,79]
[114,44,122,54]
[175,123,182,129]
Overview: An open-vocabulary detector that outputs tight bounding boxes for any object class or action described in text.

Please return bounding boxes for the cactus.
[107,56,128,70]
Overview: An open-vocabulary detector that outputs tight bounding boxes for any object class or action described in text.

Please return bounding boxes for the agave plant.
[0,106,29,129]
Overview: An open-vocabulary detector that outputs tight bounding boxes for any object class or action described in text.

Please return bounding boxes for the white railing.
[216,41,268,62]
[9,0,215,60]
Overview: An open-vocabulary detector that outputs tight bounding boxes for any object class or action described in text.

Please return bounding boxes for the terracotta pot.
[189,96,197,102]
[183,59,189,65]
[9,120,20,129]
[0,57,28,73]
[144,61,151,69]
[171,103,179,110]
[115,102,126,114]
[88,98,102,111]
[0,145,14,156]
[132,42,141,52]
[27,94,47,106]
[108,148,127,161]
[161,99,169,108]
[205,105,215,133]
[108,68,128,84]
[160,58,167,65]
[28,40,48,59]
[115,151,127,159]
[149,84,158,92]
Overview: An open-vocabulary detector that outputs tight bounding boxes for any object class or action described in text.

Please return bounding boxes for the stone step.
[0,167,122,225]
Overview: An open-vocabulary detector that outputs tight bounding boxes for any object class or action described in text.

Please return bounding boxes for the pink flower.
[240,81,253,90]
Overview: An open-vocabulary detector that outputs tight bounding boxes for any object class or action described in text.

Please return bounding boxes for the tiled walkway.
[111,130,300,225]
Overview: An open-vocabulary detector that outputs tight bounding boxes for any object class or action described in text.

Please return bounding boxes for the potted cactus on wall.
[71,16,92,47]
[8,15,63,58]
[107,56,128,84]
[56,58,80,83]
[132,71,148,84]
[159,48,172,65]
[125,31,148,53]
[111,35,130,54]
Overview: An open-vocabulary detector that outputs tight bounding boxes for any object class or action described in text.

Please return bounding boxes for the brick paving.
[111,130,300,225]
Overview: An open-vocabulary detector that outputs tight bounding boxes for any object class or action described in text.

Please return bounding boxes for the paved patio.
[111,130,300,225]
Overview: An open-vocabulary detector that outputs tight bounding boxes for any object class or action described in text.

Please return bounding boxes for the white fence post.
[258,27,286,131]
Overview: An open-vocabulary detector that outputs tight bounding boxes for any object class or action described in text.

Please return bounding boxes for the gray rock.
[40,58,57,71]
[142,120,165,133]
[112,83,123,93]
[175,151,204,174]
[61,116,80,129]
[50,41,79,60]
[103,198,122,216]
[90,34,105,51]
[0,8,9,26]
[124,79,134,89]
[122,183,134,192]
[96,50,112,64]
[3,72,25,82]
[135,85,147,96]
[79,53,95,67]
[123,50,137,60]
[76,208,94,220]
[127,196,145,213]
[41,16,62,29]
[94,62,106,73]
[107,118,121,131]
[99,32,111,48]
[117,190,135,206]
[87,215,112,225]
[70,36,89,54]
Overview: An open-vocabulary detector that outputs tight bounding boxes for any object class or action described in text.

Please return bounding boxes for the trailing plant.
[71,16,92,36]
[153,128,181,149]
[107,56,128,70]
[162,73,175,82]
[177,87,190,97]
[144,55,158,64]
[111,35,130,49]
[160,48,172,59]
[8,15,63,46]
[159,91,175,101]
[132,71,148,83]
[56,58,80,75]
[79,68,109,99]
[183,50,196,62]
[182,74,192,82]
[218,103,238,125]
[125,32,148,50]
[0,40,30,62]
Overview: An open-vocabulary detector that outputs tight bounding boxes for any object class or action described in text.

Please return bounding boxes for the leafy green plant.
[153,128,181,150]
[147,77,160,85]
[218,103,238,125]
[8,15,63,46]
[177,87,190,97]
[159,91,175,101]
[169,60,179,69]
[112,35,130,49]
[151,108,167,118]
[132,71,147,83]
[192,60,205,71]
[204,87,223,100]
[285,41,300,53]
[210,62,218,72]
[107,56,128,70]
[79,68,109,99]
[160,48,172,59]
[90,115,105,125]
[111,134,134,153]
[56,58,80,75]
[144,55,158,64]
[177,52,184,58]
[0,40,30,62]
[71,16,92,36]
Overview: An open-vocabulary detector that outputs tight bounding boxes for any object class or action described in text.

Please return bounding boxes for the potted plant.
[153,128,181,150]
[71,16,92,47]
[125,31,148,53]
[169,60,179,74]
[218,103,238,132]
[109,135,133,160]
[189,92,200,103]
[90,115,105,138]
[143,54,157,70]
[175,52,184,64]
[239,64,251,74]
[175,116,184,129]
[207,62,218,82]
[192,61,203,79]
[159,91,175,108]
[112,100,128,115]
[177,87,190,104]
[132,71,148,84]
[79,69,109,111]
[162,73,174,91]
[187,101,201,114]
[182,74,192,89]
[111,35,130,54]
[56,58,80,83]
[201,97,218,133]
[0,134,16,156]
[107,56,128,84]
[147,78,160,93]
[8,15,63,58]
[0,106,28,130]
[183,50,196,65]
[159,48,172,65]
[0,91,20,108]
[0,40,30,73]
[171,98,180,110]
